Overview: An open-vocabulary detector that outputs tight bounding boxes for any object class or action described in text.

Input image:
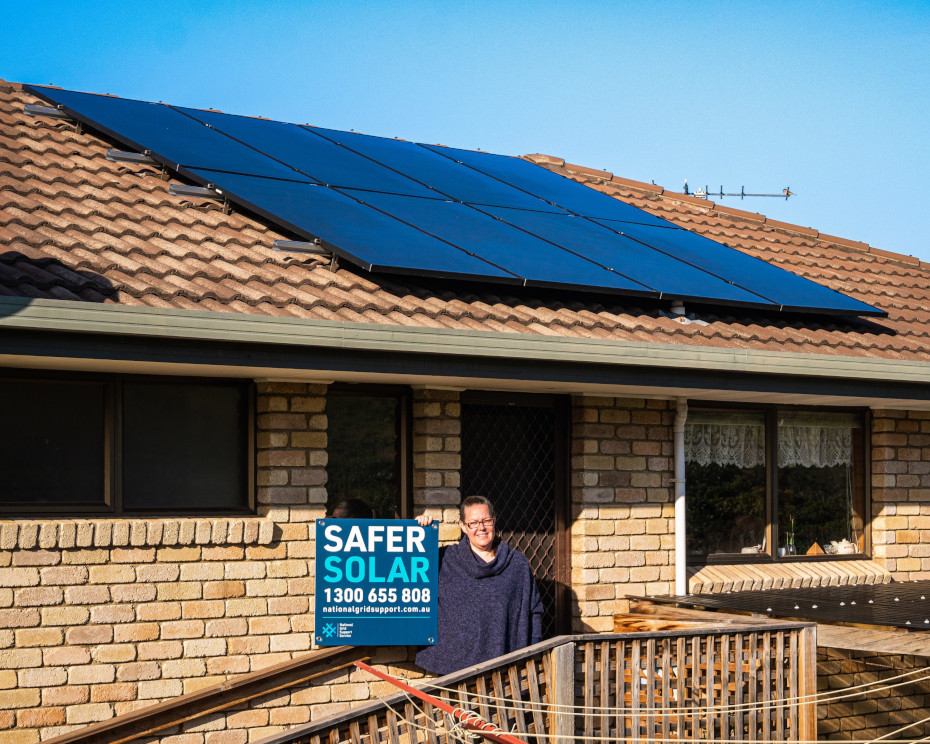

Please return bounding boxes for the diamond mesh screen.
[461,400,567,637]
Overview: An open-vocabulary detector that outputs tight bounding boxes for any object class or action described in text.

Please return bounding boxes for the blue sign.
[314,519,438,646]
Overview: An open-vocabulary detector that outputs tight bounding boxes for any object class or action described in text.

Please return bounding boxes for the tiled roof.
[3,79,929,360]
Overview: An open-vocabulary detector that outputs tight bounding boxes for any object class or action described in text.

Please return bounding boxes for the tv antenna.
[683,179,794,200]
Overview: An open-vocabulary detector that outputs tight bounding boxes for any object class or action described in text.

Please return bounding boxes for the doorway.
[461,393,571,636]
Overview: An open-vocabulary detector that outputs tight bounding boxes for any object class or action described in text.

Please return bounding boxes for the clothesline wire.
[415,662,930,716]
[371,679,930,744]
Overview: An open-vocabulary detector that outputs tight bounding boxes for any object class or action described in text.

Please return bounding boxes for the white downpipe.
[673,398,688,596]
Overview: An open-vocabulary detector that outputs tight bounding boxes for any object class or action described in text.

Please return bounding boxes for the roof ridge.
[523,153,926,271]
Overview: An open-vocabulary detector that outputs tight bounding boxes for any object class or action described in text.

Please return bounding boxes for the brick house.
[2,78,929,742]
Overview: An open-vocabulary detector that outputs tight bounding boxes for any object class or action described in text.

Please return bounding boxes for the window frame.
[0,369,255,517]
[686,401,871,566]
[325,383,413,519]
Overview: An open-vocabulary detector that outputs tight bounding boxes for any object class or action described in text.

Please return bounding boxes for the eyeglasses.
[463,518,496,530]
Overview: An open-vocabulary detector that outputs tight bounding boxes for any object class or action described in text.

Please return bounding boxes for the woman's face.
[461,503,496,553]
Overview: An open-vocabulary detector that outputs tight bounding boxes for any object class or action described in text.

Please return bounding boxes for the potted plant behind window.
[786,514,796,555]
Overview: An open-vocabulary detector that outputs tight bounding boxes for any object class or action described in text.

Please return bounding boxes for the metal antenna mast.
[683,179,794,200]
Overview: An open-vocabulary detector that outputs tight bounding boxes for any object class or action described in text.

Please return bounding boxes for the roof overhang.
[1,297,928,409]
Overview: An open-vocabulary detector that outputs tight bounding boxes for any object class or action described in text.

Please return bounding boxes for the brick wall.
[0,383,466,744]
[0,383,328,744]
[4,389,926,743]
[570,396,675,630]
[871,410,930,580]
[818,647,930,739]
[412,389,462,544]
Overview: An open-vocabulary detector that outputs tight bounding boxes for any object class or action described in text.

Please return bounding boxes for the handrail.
[253,637,570,744]
[42,645,371,744]
[254,622,815,744]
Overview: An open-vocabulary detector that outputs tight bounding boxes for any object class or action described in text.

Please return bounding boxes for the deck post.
[797,624,818,742]
[548,641,575,744]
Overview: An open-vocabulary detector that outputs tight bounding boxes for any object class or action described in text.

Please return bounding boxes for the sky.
[3,1,929,262]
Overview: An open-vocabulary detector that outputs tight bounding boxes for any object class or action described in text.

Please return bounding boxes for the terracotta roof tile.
[2,80,930,359]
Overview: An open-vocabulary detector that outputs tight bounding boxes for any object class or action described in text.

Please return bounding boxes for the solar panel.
[307,127,569,213]
[596,220,877,314]
[193,171,519,279]
[178,107,440,198]
[38,87,302,181]
[481,206,772,306]
[423,143,674,227]
[24,84,886,317]
[342,191,654,293]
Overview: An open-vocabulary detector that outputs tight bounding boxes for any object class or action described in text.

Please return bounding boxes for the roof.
[3,79,930,364]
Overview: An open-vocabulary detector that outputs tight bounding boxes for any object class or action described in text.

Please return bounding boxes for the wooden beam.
[628,601,781,625]
[547,642,575,744]
[797,625,818,742]
[43,646,370,744]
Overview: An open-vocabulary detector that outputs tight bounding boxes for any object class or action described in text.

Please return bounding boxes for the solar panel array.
[26,85,884,316]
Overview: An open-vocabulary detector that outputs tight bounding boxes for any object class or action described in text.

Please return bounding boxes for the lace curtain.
[685,413,765,469]
[685,412,858,469]
[777,412,857,468]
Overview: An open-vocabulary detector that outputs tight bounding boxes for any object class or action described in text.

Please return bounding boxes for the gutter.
[1,297,929,386]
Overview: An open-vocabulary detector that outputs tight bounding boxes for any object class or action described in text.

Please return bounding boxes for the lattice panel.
[461,401,563,637]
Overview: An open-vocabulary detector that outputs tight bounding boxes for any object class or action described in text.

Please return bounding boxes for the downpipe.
[673,398,688,596]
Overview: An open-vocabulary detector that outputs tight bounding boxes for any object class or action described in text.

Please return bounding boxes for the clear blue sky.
[4,1,928,261]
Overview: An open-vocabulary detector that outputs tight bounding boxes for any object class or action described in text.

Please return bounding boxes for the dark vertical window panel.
[121,381,249,511]
[685,411,767,558]
[461,396,570,637]
[0,379,107,506]
[776,412,864,556]
[685,462,767,556]
[326,394,402,519]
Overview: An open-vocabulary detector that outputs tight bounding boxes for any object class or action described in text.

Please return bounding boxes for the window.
[0,373,251,515]
[685,407,867,562]
[325,388,409,519]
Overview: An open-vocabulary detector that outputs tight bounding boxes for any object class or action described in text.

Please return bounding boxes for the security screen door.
[461,393,570,637]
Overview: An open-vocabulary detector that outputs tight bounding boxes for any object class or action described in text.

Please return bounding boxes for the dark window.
[0,379,108,507]
[686,407,867,563]
[326,391,408,518]
[776,412,866,556]
[0,373,251,515]
[122,381,249,511]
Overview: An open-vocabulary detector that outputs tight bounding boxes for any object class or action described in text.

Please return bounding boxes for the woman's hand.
[415,514,434,527]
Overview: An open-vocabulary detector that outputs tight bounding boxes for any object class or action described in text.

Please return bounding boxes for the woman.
[415,495,543,675]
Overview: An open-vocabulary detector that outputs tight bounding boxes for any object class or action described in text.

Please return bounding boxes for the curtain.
[685,413,765,469]
[685,412,858,469]
[777,412,857,468]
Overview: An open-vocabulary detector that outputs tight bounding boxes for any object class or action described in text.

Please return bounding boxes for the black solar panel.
[25,84,886,317]
[423,142,674,227]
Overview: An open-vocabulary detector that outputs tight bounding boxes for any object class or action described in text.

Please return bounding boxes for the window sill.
[0,517,275,551]
[687,558,892,594]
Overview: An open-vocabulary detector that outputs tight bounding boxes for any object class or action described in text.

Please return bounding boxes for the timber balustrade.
[44,622,816,744]
[258,621,817,744]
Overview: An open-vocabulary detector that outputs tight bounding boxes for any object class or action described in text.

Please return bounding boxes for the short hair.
[459,495,495,522]
[328,498,375,519]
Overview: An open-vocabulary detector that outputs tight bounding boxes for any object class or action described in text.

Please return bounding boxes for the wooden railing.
[256,621,817,744]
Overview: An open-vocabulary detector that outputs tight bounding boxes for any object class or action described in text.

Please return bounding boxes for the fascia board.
[0,297,927,386]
